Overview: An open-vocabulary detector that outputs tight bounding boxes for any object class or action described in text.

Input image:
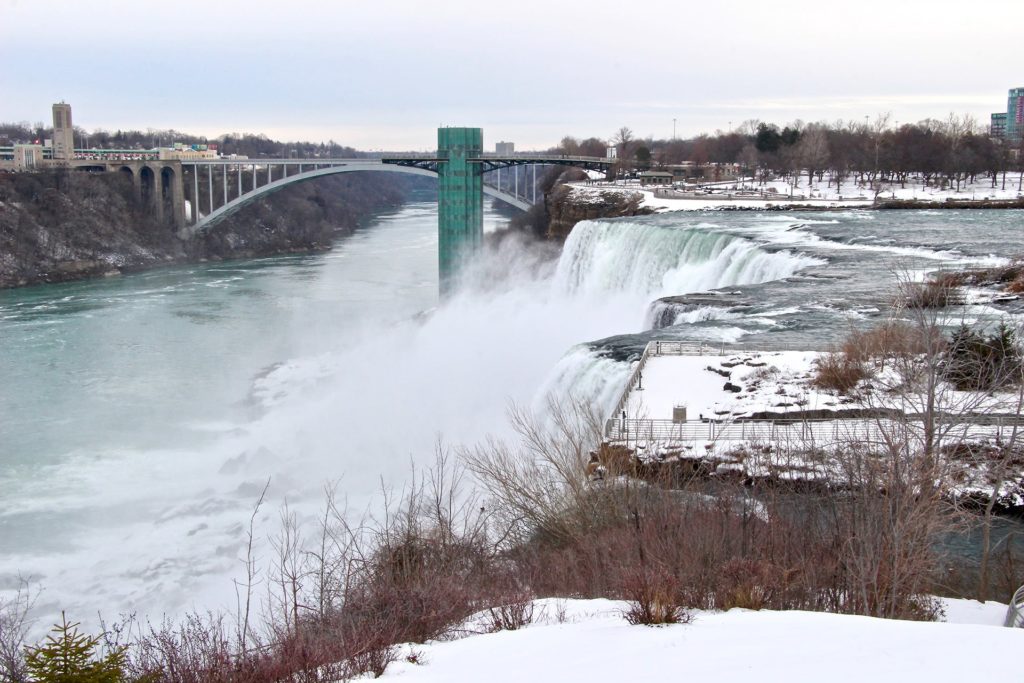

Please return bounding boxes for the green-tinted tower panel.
[437,127,483,294]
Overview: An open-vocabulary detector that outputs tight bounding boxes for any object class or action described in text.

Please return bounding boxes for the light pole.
[672,118,676,140]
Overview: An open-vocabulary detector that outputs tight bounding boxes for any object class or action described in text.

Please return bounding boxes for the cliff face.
[0,170,429,288]
[544,185,652,240]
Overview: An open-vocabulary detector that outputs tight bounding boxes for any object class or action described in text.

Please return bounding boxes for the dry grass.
[841,322,935,367]
[898,278,963,309]
[812,352,869,393]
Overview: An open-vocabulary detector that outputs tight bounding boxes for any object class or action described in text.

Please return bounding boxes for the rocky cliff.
[544,185,653,240]
[0,170,430,288]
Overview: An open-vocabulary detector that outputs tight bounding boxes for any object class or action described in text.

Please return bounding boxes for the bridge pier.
[167,165,185,229]
[437,127,484,294]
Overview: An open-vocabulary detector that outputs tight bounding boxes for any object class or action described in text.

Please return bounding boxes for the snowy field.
[625,351,826,421]
[624,348,1024,423]
[382,598,1018,683]
[569,172,1024,212]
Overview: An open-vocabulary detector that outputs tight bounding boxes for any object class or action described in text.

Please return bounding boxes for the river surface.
[1,202,1022,626]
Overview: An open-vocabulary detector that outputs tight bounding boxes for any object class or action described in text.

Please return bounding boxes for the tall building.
[992,112,1008,138]
[51,102,74,160]
[495,141,514,155]
[1005,87,1024,141]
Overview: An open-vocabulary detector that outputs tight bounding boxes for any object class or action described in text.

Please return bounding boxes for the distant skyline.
[2,0,1022,150]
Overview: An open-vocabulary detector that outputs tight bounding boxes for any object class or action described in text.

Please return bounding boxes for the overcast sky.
[2,0,1022,150]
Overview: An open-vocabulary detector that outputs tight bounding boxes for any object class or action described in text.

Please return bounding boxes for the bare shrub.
[812,352,868,393]
[821,437,950,620]
[121,612,250,683]
[484,592,535,632]
[899,277,963,309]
[621,566,688,626]
[114,451,501,682]
[842,321,934,370]
[0,582,35,683]
[1006,276,1024,293]
[467,398,957,622]
[716,558,785,611]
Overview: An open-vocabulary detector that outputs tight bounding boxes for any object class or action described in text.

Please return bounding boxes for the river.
[1,200,1022,626]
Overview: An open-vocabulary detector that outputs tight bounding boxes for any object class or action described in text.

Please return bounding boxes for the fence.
[607,340,829,425]
[605,340,1024,445]
[603,416,1015,446]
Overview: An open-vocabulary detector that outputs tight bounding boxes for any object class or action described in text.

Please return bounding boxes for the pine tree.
[24,613,124,683]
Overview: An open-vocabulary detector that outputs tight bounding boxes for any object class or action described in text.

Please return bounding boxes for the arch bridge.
[179,128,612,291]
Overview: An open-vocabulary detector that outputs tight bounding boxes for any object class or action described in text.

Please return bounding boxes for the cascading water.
[553,219,822,298]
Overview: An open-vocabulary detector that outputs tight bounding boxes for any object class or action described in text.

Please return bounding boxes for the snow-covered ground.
[568,172,1024,212]
[382,598,1018,683]
[626,351,826,421]
[611,348,1024,504]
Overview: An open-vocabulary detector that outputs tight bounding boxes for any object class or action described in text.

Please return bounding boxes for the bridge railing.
[380,153,445,161]
[473,153,613,164]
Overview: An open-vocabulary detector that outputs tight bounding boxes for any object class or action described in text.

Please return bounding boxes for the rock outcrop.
[545,185,653,240]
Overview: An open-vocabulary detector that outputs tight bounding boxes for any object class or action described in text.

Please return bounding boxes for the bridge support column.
[131,167,141,202]
[170,165,185,230]
[192,166,200,224]
[143,165,164,223]
[437,127,483,295]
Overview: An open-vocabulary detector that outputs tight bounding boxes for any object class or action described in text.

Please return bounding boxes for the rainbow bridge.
[177,127,613,291]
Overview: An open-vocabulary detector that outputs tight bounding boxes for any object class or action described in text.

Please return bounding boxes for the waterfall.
[553,219,823,298]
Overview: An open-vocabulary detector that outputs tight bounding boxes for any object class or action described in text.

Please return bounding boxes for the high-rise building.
[51,102,74,160]
[991,112,1008,138]
[495,141,514,155]
[1006,87,1024,141]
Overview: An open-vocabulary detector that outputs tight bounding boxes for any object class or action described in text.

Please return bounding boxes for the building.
[495,141,514,155]
[1007,87,1024,141]
[157,147,218,160]
[51,102,74,161]
[638,170,672,186]
[991,112,1007,138]
[13,144,44,170]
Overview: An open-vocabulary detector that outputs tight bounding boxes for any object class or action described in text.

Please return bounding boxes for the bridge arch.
[185,162,531,237]
[139,166,156,208]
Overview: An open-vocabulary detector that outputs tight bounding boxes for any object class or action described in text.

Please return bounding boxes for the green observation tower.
[437,127,484,294]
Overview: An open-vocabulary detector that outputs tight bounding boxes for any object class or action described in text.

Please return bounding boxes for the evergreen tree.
[24,613,124,683]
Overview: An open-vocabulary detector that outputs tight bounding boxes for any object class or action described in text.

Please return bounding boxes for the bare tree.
[796,125,831,190]
[0,580,37,683]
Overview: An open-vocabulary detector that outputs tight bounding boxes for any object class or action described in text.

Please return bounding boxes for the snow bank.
[382,598,1017,683]
[569,173,1024,214]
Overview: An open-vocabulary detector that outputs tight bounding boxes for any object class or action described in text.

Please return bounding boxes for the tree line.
[0,122,360,160]
[559,114,1024,191]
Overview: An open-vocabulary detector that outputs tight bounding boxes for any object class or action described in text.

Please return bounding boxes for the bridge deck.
[181,154,613,166]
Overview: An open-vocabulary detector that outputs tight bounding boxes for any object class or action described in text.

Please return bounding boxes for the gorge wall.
[0,170,432,288]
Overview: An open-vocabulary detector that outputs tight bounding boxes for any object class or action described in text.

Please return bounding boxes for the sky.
[2,0,1022,151]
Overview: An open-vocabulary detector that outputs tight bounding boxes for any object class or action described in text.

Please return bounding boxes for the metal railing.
[605,340,1024,444]
[603,417,1013,444]
[1005,585,1024,628]
[608,340,830,424]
